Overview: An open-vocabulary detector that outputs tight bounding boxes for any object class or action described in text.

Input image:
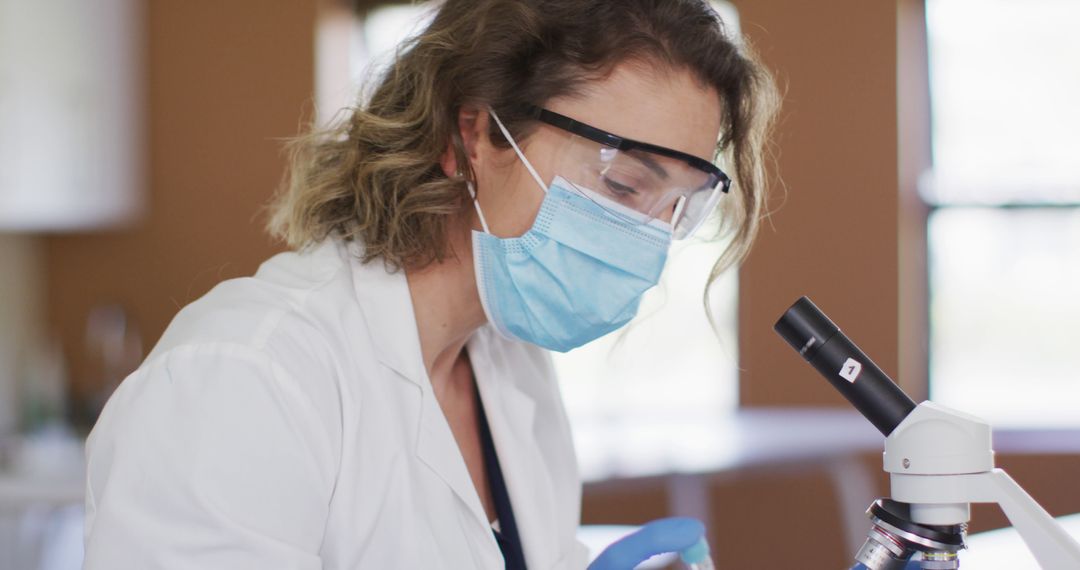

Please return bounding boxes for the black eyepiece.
[774,296,917,436]
[774,296,839,361]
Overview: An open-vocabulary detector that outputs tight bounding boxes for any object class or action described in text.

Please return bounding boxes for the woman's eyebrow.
[628,150,669,179]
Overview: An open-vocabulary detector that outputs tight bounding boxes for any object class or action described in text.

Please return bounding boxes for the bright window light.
[552,238,739,427]
[926,0,1080,204]
[929,208,1080,426]
[927,0,1080,426]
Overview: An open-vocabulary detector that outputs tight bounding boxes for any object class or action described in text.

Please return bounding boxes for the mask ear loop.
[465,180,492,234]
[488,108,548,194]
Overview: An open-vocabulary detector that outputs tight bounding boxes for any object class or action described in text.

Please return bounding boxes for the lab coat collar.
[346,244,494,551]
[344,241,428,387]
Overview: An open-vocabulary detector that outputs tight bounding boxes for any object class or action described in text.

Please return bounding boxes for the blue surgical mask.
[470,110,672,352]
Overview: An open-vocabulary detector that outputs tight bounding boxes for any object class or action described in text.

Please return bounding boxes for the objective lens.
[855,525,917,570]
[920,551,960,570]
[852,501,967,570]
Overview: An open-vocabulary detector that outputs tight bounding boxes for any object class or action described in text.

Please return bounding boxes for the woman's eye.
[602,176,638,196]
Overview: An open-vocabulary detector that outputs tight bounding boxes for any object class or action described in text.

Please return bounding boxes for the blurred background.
[1,0,1078,568]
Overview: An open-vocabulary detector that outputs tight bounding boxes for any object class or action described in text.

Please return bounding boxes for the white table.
[0,474,83,509]
[961,513,1080,568]
[0,434,85,570]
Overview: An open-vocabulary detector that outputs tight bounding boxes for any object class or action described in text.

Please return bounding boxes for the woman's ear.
[439,104,489,179]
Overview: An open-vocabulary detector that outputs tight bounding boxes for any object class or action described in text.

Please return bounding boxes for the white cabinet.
[0,0,141,230]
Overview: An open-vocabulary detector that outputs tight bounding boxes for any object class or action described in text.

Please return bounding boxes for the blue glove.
[588,517,705,570]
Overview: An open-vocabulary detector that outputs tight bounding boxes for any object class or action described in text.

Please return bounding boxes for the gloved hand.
[588,517,705,570]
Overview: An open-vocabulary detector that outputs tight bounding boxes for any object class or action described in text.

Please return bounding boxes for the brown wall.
[737,0,903,407]
[46,0,318,405]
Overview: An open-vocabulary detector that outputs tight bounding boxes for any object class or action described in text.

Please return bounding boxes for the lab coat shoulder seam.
[248,261,352,351]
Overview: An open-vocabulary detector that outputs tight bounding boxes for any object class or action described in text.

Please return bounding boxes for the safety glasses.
[527,105,731,239]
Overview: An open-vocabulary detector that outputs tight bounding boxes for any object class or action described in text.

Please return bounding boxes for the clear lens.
[671,182,724,239]
[554,134,723,238]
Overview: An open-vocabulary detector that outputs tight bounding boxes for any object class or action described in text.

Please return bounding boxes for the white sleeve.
[83,343,339,570]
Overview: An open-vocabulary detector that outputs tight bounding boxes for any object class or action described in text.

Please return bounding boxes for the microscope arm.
[888,469,1080,568]
[979,469,1080,569]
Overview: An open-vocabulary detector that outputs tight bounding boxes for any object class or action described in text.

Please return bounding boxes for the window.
[315,2,437,125]
[316,2,744,451]
[926,0,1080,426]
[0,0,141,230]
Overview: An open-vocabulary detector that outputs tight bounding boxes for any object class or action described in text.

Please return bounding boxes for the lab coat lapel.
[347,245,426,386]
[414,386,500,547]
[347,247,499,558]
[471,330,562,570]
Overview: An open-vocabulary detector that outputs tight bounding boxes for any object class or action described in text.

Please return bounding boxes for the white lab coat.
[83,239,591,569]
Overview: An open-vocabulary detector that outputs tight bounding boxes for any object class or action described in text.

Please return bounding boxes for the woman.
[83,0,777,568]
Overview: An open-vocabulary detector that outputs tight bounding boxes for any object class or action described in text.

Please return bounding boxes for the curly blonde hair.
[268,0,779,281]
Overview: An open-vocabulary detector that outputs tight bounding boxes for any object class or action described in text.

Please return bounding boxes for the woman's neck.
[405,221,487,396]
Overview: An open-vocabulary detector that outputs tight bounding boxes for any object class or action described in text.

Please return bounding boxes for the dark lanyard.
[476,385,528,570]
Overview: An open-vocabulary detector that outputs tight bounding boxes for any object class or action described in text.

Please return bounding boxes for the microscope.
[775,297,1080,569]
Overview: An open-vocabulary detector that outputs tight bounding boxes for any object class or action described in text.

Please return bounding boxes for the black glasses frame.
[524,105,732,194]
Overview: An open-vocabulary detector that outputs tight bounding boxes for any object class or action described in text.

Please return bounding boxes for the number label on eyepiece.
[839,358,862,383]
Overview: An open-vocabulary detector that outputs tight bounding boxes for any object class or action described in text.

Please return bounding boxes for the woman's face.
[464,61,723,238]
